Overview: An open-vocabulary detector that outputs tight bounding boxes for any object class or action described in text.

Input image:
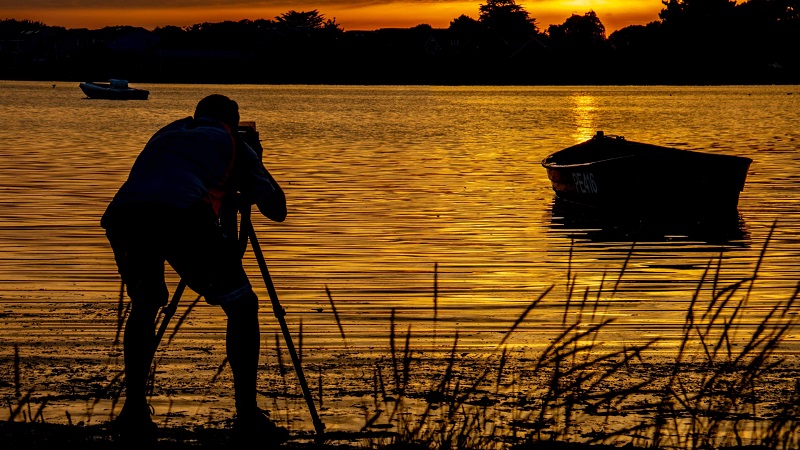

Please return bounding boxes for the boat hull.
[79,82,149,100]
[541,133,752,217]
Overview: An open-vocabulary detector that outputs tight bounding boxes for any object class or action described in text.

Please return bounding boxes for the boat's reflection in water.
[546,197,750,247]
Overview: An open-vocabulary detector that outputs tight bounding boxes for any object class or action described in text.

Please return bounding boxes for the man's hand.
[237,126,263,160]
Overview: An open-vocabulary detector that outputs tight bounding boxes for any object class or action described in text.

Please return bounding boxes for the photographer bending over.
[101,94,288,444]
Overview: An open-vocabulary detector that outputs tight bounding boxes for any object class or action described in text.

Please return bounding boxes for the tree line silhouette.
[1,0,798,85]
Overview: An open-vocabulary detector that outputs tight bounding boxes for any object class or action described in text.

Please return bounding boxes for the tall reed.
[355,221,800,450]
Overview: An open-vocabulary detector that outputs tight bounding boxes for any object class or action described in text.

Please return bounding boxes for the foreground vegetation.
[4,222,800,449]
[1,0,798,84]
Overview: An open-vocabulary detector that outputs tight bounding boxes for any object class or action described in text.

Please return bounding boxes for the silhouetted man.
[101,94,289,444]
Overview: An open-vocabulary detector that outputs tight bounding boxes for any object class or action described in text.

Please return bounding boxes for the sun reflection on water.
[571,93,598,142]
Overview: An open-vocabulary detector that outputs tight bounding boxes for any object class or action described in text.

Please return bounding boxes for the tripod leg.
[152,279,186,356]
[246,224,326,436]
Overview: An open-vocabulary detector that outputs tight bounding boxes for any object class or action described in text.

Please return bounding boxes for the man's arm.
[236,140,287,223]
[256,172,287,223]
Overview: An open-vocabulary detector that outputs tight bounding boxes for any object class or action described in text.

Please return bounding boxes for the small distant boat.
[541,131,752,216]
[79,79,149,100]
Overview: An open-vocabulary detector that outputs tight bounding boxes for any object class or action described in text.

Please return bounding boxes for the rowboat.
[541,132,752,217]
[79,79,149,100]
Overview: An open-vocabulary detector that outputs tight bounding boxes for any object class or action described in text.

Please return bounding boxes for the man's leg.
[122,300,161,415]
[168,207,262,416]
[106,222,169,431]
[218,289,288,442]
[168,207,287,440]
[221,290,261,414]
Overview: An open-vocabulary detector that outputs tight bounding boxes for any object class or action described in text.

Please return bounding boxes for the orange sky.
[2,1,663,34]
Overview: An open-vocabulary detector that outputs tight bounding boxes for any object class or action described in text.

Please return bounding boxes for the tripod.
[152,206,326,437]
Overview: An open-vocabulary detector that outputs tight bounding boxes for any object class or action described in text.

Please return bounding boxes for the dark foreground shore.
[1,420,366,449]
[1,421,774,450]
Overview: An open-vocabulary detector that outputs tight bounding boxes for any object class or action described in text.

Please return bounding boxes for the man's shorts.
[103,202,251,307]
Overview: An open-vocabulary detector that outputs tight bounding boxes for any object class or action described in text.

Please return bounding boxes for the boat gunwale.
[541,153,638,169]
[541,140,752,170]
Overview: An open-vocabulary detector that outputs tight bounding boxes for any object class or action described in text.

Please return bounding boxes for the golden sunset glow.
[2,1,662,33]
[571,93,598,142]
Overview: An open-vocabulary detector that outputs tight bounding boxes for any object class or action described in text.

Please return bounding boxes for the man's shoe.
[232,408,290,445]
[111,404,157,444]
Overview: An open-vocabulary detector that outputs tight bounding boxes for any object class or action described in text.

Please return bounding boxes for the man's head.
[194,94,240,131]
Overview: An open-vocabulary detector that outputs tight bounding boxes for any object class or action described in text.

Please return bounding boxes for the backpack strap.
[203,122,237,216]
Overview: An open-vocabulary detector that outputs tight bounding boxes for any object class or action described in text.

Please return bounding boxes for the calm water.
[1,81,799,430]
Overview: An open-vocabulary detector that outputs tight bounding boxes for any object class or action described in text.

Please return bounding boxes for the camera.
[237,121,263,158]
